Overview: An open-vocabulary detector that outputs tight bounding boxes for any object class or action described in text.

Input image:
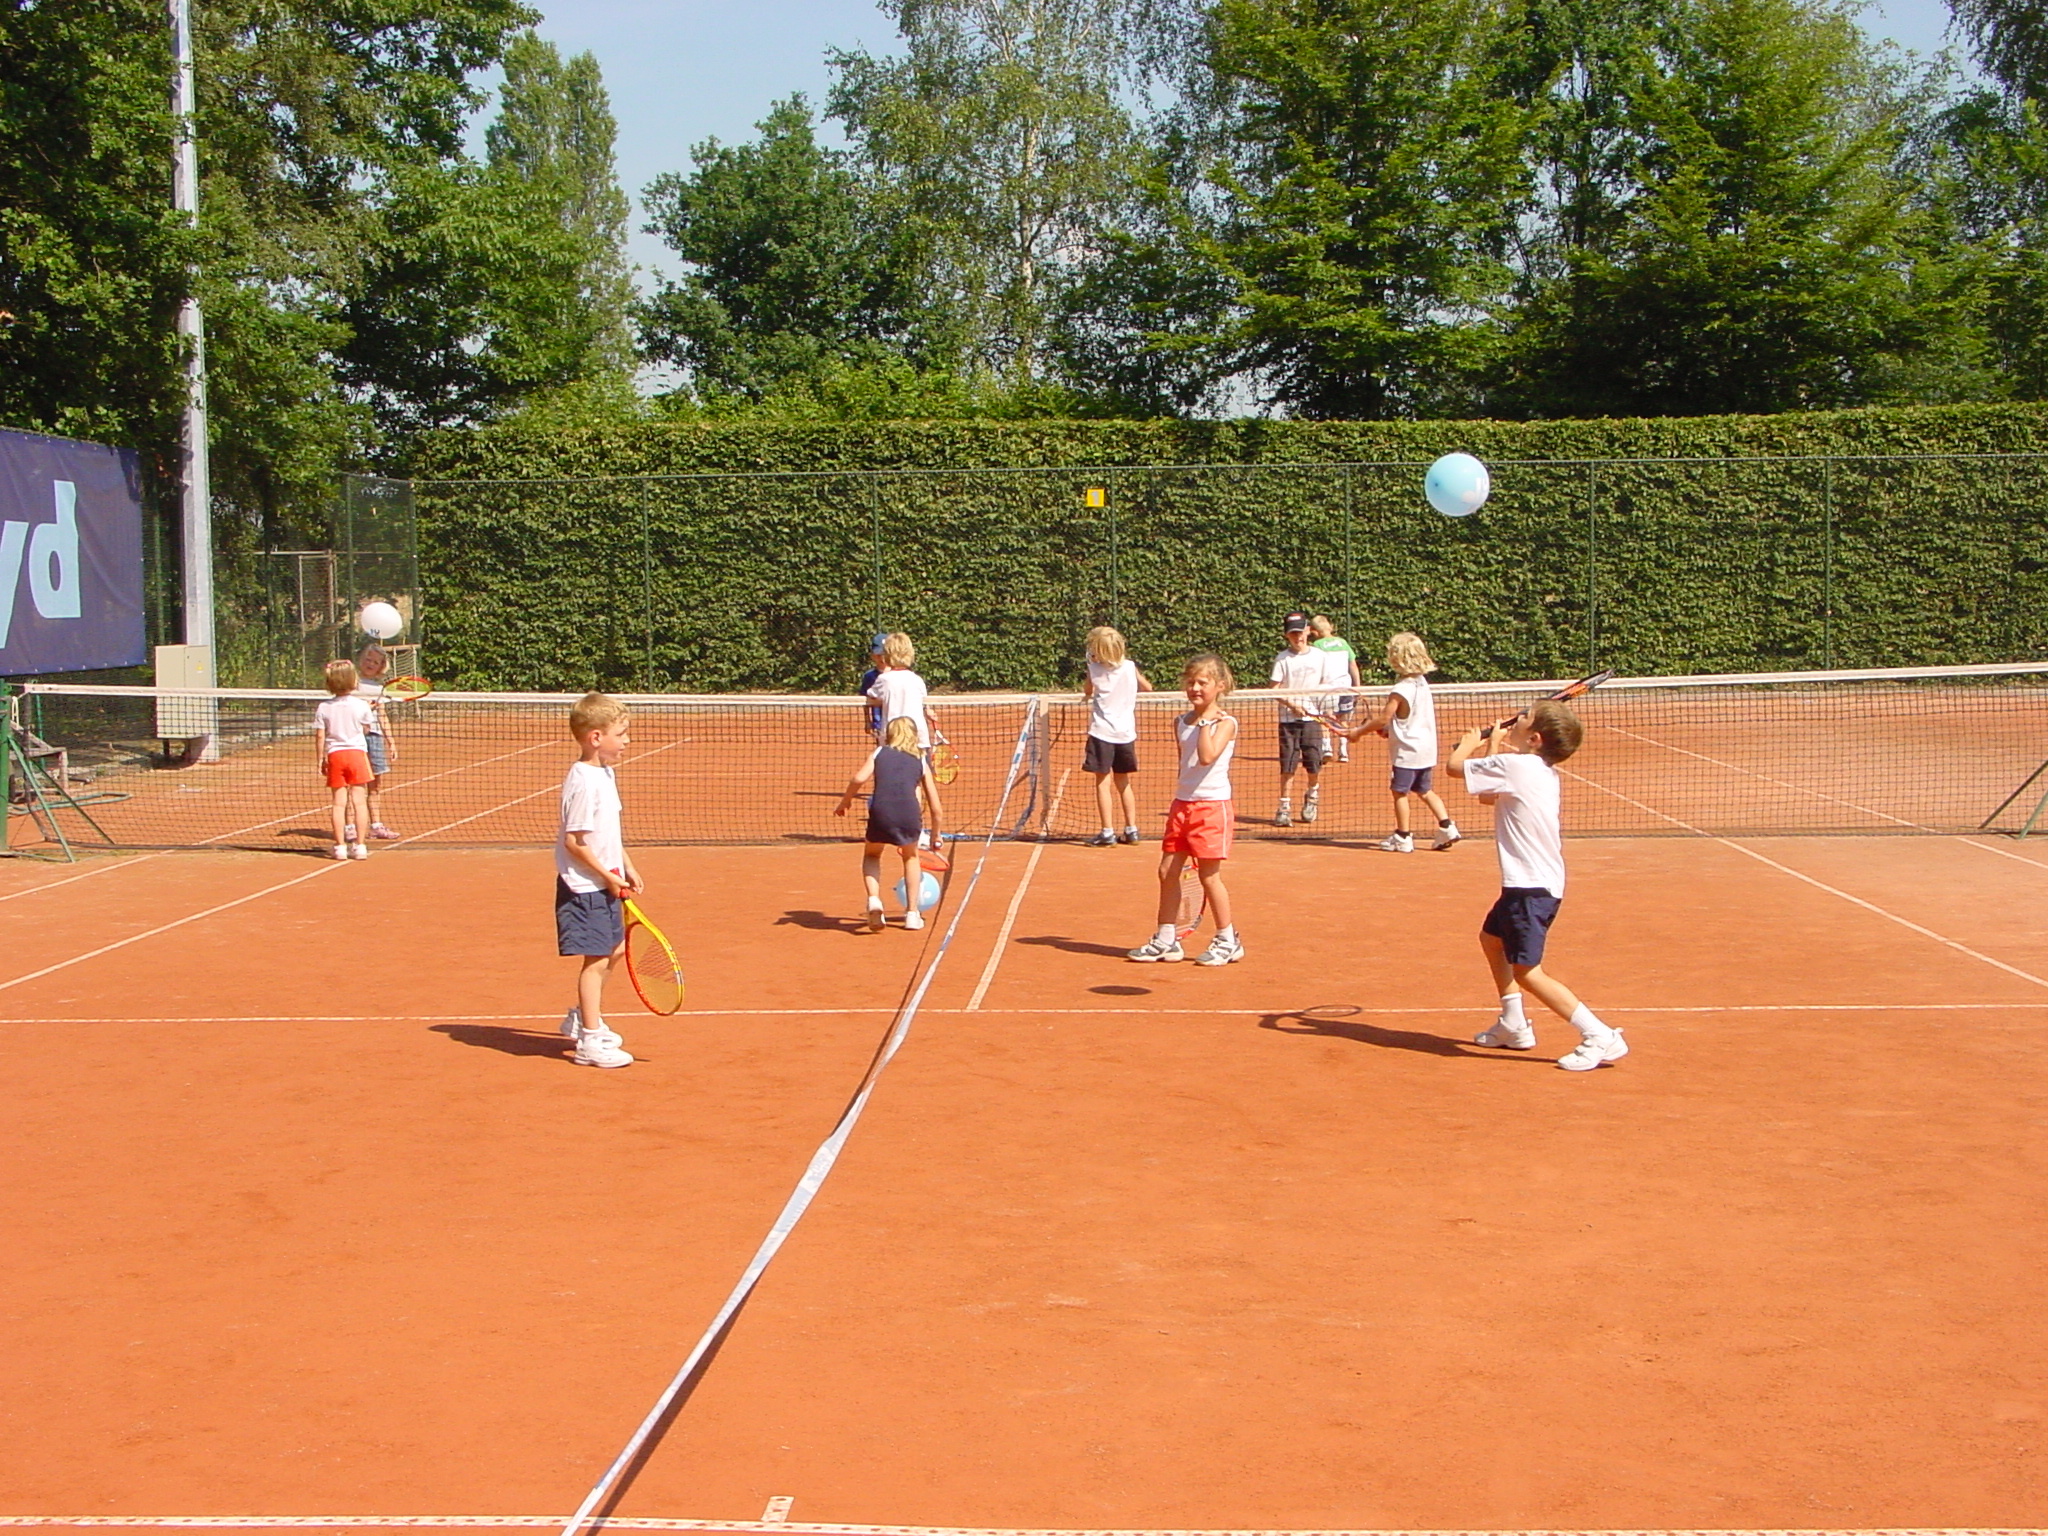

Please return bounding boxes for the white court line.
[0,853,159,903]
[1959,836,2048,870]
[14,1523,2039,1535]
[1564,769,2048,991]
[966,768,1072,1010]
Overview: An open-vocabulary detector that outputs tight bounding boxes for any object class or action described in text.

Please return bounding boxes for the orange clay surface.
[2,829,2046,1532]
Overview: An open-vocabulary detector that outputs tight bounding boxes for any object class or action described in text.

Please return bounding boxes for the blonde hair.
[1386,631,1434,676]
[1182,653,1235,694]
[323,660,359,695]
[1086,625,1127,667]
[356,644,388,679]
[569,691,629,741]
[881,716,922,754]
[1308,615,1335,639]
[1528,700,1585,765]
[881,631,915,668]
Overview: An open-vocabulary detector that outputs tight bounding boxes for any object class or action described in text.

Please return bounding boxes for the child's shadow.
[432,1023,570,1059]
[1259,1005,1500,1059]
[1015,934,1129,958]
[777,908,877,934]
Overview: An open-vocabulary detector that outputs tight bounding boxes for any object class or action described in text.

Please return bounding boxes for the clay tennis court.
[4,769,2047,1531]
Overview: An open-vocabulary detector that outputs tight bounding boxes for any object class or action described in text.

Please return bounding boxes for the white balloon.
[1425,452,1491,518]
[359,601,404,640]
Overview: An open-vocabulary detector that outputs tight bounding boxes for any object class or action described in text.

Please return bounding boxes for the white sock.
[1278,796,1291,809]
[1569,1003,1610,1039]
[1218,925,1238,944]
[1123,825,1138,835]
[1500,993,1528,1026]
[1100,826,1115,838]
[1154,923,1176,946]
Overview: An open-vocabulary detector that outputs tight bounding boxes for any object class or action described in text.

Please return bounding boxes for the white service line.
[1564,768,2048,991]
[0,1519,2027,1536]
[965,769,1072,1010]
[0,853,159,903]
[1959,836,2048,871]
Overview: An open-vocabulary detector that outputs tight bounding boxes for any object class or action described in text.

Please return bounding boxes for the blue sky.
[510,0,1970,283]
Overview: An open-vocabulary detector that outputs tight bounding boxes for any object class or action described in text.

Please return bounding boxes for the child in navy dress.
[835,716,946,930]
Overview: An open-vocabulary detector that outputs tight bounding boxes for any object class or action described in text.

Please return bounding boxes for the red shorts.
[1162,798,1234,860]
[325,749,373,789]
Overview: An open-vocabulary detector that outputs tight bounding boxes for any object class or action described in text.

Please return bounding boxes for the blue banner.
[0,427,147,677]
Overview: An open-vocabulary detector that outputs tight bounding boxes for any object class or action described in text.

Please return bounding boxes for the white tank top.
[1174,712,1235,801]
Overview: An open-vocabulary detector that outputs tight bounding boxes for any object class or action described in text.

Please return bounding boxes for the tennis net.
[7,662,2047,853]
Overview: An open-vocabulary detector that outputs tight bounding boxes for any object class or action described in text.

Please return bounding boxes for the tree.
[1950,0,2048,100]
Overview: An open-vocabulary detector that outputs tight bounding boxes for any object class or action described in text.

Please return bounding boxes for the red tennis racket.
[1485,668,1613,736]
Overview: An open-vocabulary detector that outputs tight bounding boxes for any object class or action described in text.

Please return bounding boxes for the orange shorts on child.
[325,748,373,789]
[1162,798,1233,860]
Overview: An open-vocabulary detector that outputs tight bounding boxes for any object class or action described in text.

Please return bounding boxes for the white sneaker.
[1127,936,1184,963]
[1301,791,1319,824]
[1194,933,1244,966]
[349,842,369,861]
[1433,822,1462,851]
[1274,802,1292,828]
[1558,1028,1628,1071]
[866,902,885,932]
[332,844,349,861]
[903,909,925,930]
[1377,832,1414,853]
[1474,1020,1536,1050]
[574,1029,633,1069]
[560,1007,582,1039]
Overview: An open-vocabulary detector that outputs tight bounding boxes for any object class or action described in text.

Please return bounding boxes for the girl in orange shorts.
[1127,654,1242,966]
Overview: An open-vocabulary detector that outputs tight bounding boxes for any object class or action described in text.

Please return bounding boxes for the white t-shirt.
[1086,658,1140,744]
[315,695,376,757]
[1387,674,1437,769]
[1461,751,1566,897]
[1174,712,1235,801]
[355,677,387,735]
[867,668,931,747]
[556,761,625,895]
[1270,646,1326,718]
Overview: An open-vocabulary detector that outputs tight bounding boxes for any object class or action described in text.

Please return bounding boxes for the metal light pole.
[170,0,214,685]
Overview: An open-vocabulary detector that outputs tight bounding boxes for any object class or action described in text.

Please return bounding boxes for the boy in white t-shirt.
[554,691,642,1070]
[1448,700,1626,1072]
[1082,624,1152,846]
[1327,631,1460,851]
[314,660,378,862]
[1267,613,1327,827]
[866,631,940,749]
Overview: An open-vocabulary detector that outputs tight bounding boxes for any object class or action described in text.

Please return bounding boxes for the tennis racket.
[1173,861,1206,940]
[930,736,959,785]
[1485,668,1613,735]
[918,845,951,875]
[621,897,685,1015]
[383,676,434,703]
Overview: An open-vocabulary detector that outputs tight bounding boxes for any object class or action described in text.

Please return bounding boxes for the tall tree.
[1950,0,2048,100]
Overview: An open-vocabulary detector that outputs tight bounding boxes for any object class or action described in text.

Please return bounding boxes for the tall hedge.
[403,404,2048,692]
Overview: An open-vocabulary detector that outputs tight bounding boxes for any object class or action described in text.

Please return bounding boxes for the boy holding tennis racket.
[555,692,641,1070]
[1127,655,1242,966]
[1268,614,1327,826]
[1449,701,1626,1071]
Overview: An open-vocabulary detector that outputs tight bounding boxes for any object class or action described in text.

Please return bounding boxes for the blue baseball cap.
[870,632,890,652]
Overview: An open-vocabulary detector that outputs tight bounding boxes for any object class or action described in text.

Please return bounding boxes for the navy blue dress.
[864,746,924,846]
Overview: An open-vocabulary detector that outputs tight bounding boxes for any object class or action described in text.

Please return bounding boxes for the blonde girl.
[834,715,945,930]
[1327,631,1460,852]
[1082,624,1152,846]
[1127,654,1242,966]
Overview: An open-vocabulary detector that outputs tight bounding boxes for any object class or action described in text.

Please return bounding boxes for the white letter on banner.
[0,520,27,648]
[30,479,81,619]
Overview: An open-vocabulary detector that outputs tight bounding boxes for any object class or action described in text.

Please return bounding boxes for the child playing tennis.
[315,660,378,862]
[1082,624,1151,847]
[866,631,940,748]
[1326,631,1460,851]
[835,715,946,930]
[354,644,400,841]
[1127,654,1242,966]
[554,691,641,1070]
[1308,616,1360,762]
[1268,613,1327,826]
[1448,700,1626,1071]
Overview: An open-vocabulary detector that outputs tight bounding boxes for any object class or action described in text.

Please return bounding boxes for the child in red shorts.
[1127,654,1242,966]
[314,659,377,862]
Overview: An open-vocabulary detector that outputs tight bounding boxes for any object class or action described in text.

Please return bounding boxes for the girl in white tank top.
[1127,654,1243,968]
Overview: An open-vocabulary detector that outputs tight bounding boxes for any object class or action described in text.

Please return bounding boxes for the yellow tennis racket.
[931,736,960,785]
[621,897,685,1015]
[383,675,434,702]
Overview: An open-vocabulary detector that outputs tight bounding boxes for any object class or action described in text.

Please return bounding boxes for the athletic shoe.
[331,844,349,862]
[904,909,926,930]
[574,1030,633,1069]
[1302,791,1320,824]
[349,842,369,861]
[1433,822,1462,851]
[370,823,400,840]
[1194,933,1245,966]
[1085,830,1118,847]
[866,902,885,932]
[1127,936,1185,963]
[1275,804,1293,828]
[1558,1027,1628,1072]
[560,1007,582,1039]
[1118,827,1140,844]
[1473,1020,1536,1050]
[1377,832,1414,853]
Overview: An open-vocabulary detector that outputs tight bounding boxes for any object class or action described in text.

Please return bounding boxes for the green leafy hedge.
[402,404,2048,692]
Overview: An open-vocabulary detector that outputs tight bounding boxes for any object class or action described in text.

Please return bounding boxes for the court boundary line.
[0,1519,2037,1535]
[966,768,1072,1010]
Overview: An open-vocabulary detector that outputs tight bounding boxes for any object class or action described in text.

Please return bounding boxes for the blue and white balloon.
[1424,452,1491,518]
[893,871,943,911]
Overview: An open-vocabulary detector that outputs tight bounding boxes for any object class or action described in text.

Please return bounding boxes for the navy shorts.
[1482,887,1562,966]
[1391,764,1433,795]
[556,878,624,957]
[1084,736,1138,776]
[1279,719,1325,775]
[864,807,922,847]
[365,732,391,775]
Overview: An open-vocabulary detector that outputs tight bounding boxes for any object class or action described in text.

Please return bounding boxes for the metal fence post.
[1823,457,1834,670]
[641,488,654,693]
[1585,461,1600,674]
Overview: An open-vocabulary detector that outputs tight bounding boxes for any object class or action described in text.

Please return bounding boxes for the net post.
[0,682,12,855]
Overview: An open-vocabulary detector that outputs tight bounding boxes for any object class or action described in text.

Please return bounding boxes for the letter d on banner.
[30,480,80,619]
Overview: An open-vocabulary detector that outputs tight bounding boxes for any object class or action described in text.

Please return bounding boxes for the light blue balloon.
[893,871,943,911]
[1425,452,1491,518]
